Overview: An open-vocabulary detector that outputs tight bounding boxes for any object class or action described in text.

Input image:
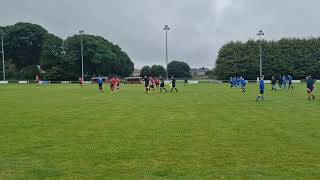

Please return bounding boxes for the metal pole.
[80,33,84,81]
[1,32,5,81]
[165,29,168,80]
[259,34,262,77]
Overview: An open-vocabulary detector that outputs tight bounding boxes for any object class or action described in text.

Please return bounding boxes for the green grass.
[0,83,319,179]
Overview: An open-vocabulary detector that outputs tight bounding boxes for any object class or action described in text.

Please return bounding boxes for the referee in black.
[159,76,167,93]
[170,76,178,93]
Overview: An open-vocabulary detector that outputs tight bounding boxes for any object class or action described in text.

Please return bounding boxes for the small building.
[191,67,210,76]
[197,67,210,76]
[126,77,142,84]
[132,69,141,77]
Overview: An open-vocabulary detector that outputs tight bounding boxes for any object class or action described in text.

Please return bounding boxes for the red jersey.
[116,78,120,85]
[155,79,160,84]
[150,79,155,85]
[111,78,116,86]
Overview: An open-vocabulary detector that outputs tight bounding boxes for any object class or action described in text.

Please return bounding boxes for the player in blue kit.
[240,77,247,92]
[236,77,240,88]
[306,75,315,100]
[256,76,265,102]
[278,76,283,90]
[229,77,233,88]
[282,75,287,90]
[287,75,293,90]
[98,78,103,93]
[232,77,236,88]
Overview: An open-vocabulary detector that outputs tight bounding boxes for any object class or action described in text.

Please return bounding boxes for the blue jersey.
[232,78,236,85]
[288,76,292,82]
[241,79,246,85]
[259,80,264,91]
[307,78,314,89]
[283,77,287,84]
[98,79,103,85]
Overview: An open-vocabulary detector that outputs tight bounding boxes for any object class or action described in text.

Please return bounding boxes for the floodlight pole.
[79,30,84,81]
[1,31,5,81]
[163,25,170,80]
[257,30,264,77]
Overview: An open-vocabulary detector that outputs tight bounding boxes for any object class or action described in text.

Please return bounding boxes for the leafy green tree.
[39,33,67,80]
[215,38,320,79]
[140,66,151,77]
[167,61,191,78]
[19,66,39,79]
[64,34,134,79]
[4,22,47,71]
[1,22,134,80]
[150,65,166,77]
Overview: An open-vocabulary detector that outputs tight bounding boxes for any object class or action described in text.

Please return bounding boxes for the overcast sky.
[1,0,320,69]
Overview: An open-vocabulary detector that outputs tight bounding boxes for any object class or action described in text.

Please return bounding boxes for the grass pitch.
[0,83,319,179]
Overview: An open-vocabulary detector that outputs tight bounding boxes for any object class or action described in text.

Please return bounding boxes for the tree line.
[0,22,134,80]
[215,38,320,80]
[140,61,192,78]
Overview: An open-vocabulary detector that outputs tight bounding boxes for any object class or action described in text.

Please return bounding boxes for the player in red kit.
[79,77,84,88]
[155,78,160,89]
[149,77,156,94]
[116,77,120,91]
[110,77,116,92]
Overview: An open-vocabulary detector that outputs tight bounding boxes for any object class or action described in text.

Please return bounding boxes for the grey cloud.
[1,0,320,68]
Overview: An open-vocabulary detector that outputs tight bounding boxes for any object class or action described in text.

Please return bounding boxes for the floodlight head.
[79,30,84,34]
[257,30,264,36]
[163,25,170,30]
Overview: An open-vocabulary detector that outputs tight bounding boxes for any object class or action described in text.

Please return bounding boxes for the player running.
[98,78,103,93]
[79,77,83,88]
[36,75,40,87]
[307,75,315,100]
[287,75,293,90]
[110,76,117,92]
[240,77,246,92]
[149,77,156,94]
[170,77,178,93]
[155,78,160,89]
[256,76,265,102]
[282,75,287,90]
[143,76,150,94]
[229,77,233,88]
[278,76,283,90]
[159,76,167,93]
[232,77,237,88]
[116,77,120,91]
[236,77,241,88]
[184,79,188,86]
[271,76,277,91]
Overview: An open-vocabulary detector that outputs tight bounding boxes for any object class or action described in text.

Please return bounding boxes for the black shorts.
[260,90,264,94]
[307,88,313,93]
[150,85,154,89]
[289,82,292,85]
[111,85,114,89]
[144,84,149,88]
[36,80,39,84]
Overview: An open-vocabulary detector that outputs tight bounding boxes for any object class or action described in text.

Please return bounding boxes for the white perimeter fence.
[0,79,318,84]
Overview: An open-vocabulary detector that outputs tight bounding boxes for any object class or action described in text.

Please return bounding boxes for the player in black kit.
[170,77,178,93]
[159,76,167,93]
